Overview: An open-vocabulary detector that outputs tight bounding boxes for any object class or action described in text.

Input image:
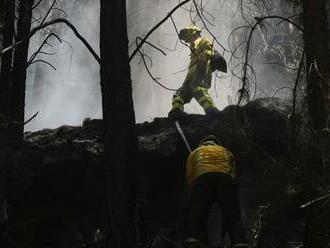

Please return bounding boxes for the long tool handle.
[174,121,192,153]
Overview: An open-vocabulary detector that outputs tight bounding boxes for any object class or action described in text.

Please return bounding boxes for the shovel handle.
[174,121,192,153]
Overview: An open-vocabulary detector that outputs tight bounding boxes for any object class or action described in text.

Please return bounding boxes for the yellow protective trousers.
[171,85,216,113]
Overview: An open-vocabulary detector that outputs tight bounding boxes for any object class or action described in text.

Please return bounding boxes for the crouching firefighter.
[168,26,227,119]
[184,135,249,248]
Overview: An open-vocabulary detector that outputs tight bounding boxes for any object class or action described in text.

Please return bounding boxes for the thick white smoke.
[25,0,100,131]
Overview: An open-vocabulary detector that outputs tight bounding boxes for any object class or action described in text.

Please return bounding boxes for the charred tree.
[303,0,330,130]
[10,0,34,141]
[0,0,4,33]
[100,1,137,247]
[0,0,15,115]
[0,1,33,243]
[0,1,16,247]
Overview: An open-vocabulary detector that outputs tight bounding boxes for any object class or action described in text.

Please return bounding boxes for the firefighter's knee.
[193,87,216,110]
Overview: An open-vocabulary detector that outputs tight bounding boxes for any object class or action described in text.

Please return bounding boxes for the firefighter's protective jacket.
[184,37,215,89]
[186,144,236,184]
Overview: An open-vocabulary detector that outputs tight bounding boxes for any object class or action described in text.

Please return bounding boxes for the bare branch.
[196,0,215,27]
[140,51,177,92]
[28,59,57,70]
[40,0,57,25]
[27,33,61,66]
[1,18,101,64]
[170,15,195,54]
[192,0,228,53]
[300,193,330,209]
[136,37,167,56]
[239,15,303,105]
[38,51,55,56]
[51,8,68,18]
[136,39,176,92]
[24,112,39,125]
[129,0,191,62]
[32,0,45,9]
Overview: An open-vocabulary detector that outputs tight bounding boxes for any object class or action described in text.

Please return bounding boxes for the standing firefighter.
[184,135,248,248]
[168,26,227,118]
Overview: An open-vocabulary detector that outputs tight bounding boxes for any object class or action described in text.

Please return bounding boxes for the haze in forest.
[24,0,300,131]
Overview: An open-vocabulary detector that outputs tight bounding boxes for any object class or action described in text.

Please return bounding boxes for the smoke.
[25,0,301,131]
[25,0,100,131]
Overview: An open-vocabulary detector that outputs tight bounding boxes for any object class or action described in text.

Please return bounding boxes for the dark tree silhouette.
[0,1,16,246]
[303,0,330,130]
[10,0,34,141]
[0,1,34,247]
[100,0,137,247]
[0,0,15,116]
[0,0,4,28]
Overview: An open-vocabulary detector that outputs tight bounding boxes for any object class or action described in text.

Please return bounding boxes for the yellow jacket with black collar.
[186,144,236,184]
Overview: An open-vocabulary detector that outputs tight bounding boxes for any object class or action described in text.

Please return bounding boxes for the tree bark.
[0,0,15,115]
[303,0,330,129]
[10,0,34,141]
[100,1,137,247]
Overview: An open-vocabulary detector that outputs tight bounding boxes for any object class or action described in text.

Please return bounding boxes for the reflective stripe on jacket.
[186,144,236,184]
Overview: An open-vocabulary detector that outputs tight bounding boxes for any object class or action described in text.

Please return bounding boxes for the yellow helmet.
[179,26,201,42]
[199,135,222,146]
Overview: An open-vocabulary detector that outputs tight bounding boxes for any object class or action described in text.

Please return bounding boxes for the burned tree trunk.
[100,1,137,247]
[0,1,16,247]
[10,0,34,141]
[303,0,330,130]
[0,1,34,242]
[0,0,15,115]
[0,0,5,39]
[0,1,34,246]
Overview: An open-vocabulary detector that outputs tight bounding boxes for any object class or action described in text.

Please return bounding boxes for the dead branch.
[129,0,191,62]
[32,0,45,9]
[136,38,177,92]
[0,18,100,64]
[239,15,303,105]
[28,59,57,70]
[157,33,180,52]
[170,16,188,47]
[196,0,215,27]
[24,112,39,125]
[170,15,196,55]
[138,52,153,67]
[251,204,270,248]
[314,59,329,83]
[192,0,228,53]
[27,33,61,66]
[140,51,177,91]
[264,62,298,71]
[51,8,68,18]
[38,51,55,56]
[40,0,57,25]
[271,86,293,99]
[300,193,330,209]
[136,37,167,56]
